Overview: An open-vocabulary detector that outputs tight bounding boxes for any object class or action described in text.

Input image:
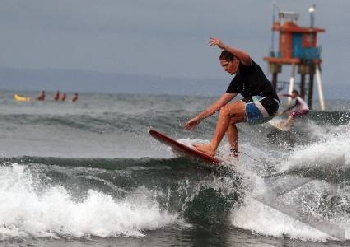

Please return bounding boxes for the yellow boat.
[14,94,35,102]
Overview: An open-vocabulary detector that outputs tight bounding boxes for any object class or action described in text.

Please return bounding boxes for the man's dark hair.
[219,50,237,61]
[292,89,299,95]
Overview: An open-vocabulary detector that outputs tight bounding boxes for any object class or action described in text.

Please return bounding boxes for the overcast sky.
[0,0,349,97]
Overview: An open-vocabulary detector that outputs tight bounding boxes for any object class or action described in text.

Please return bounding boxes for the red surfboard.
[148,128,223,165]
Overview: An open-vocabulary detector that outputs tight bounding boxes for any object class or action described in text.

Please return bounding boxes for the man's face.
[220,58,239,75]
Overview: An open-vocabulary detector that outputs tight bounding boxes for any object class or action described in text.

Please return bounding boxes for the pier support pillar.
[316,64,325,110]
[308,73,314,110]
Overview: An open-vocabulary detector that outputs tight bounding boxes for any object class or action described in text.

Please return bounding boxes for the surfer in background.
[61,93,66,102]
[54,91,60,101]
[36,91,46,101]
[278,89,309,129]
[185,37,279,159]
[72,93,79,102]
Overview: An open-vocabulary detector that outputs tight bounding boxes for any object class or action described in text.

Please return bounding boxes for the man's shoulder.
[240,59,256,67]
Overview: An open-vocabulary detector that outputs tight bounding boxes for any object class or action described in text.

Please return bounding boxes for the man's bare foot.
[193,143,216,157]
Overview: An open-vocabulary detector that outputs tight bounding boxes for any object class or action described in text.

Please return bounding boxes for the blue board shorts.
[245,101,275,125]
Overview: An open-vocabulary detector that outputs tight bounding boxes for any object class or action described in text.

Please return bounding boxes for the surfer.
[36,91,46,101]
[278,89,309,129]
[54,91,60,101]
[184,37,279,158]
[61,93,67,102]
[72,93,79,102]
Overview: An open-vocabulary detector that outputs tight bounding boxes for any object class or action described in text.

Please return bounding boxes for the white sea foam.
[0,163,180,239]
[230,196,331,241]
[229,124,350,242]
[278,124,350,173]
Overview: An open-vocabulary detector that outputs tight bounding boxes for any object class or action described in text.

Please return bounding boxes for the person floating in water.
[184,37,279,159]
[72,93,79,102]
[54,91,60,101]
[278,89,309,129]
[36,91,46,101]
[61,93,66,102]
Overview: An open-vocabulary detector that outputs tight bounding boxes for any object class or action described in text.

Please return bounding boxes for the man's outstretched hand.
[184,117,200,130]
[209,37,225,50]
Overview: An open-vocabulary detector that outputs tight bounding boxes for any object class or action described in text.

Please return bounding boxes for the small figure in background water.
[36,91,46,101]
[54,91,60,101]
[279,89,309,128]
[61,93,66,102]
[72,93,79,102]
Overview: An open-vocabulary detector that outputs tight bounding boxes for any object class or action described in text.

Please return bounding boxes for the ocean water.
[0,90,350,247]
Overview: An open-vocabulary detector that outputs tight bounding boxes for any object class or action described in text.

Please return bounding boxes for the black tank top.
[226,60,279,115]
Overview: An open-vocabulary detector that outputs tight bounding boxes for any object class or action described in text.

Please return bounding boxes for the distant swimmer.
[278,89,309,129]
[72,93,79,102]
[54,91,60,101]
[36,91,46,101]
[184,37,280,159]
[61,93,66,102]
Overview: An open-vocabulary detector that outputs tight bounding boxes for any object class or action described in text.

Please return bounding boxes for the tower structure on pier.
[264,4,326,110]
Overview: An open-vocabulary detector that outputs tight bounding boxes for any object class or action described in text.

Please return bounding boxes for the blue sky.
[0,0,349,98]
